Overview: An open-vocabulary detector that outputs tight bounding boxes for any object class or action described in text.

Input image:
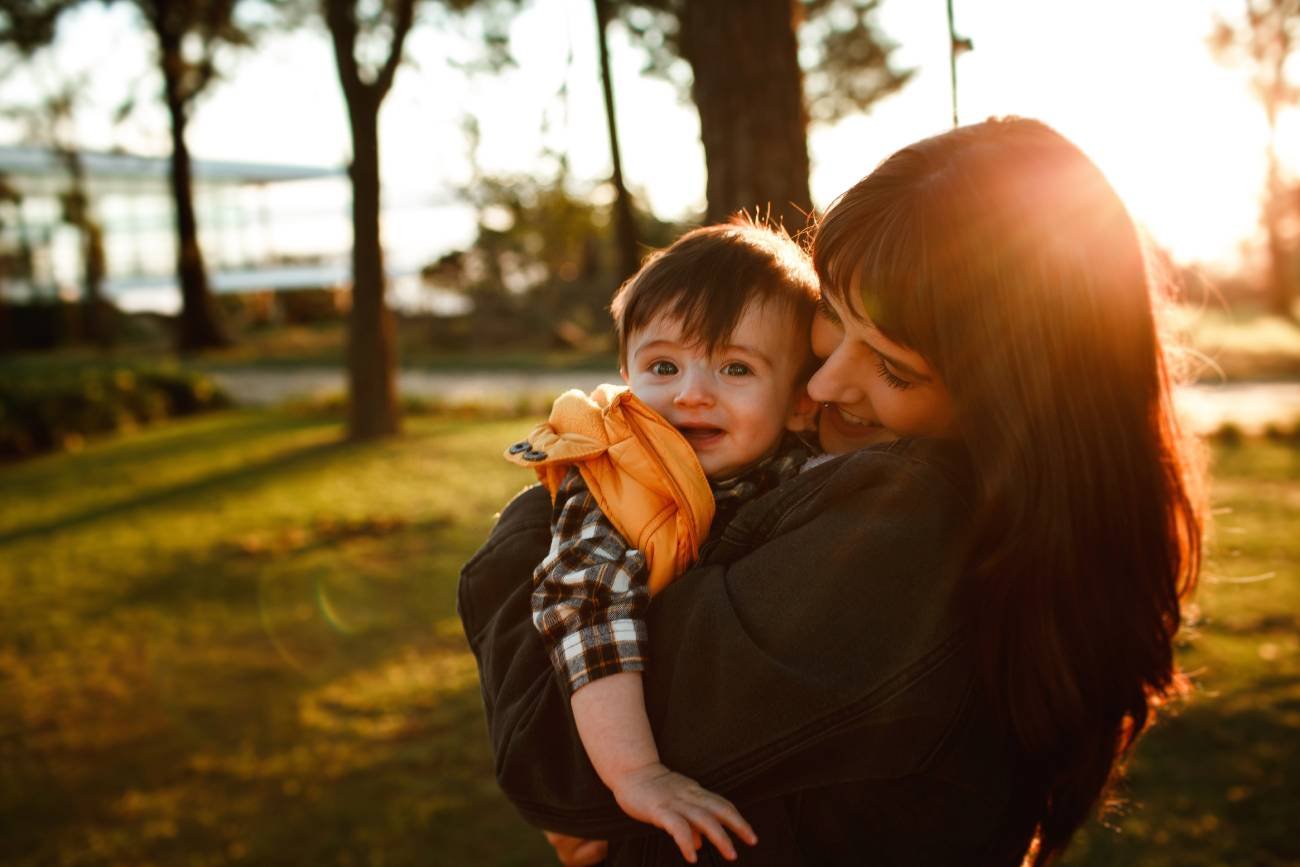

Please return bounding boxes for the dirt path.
[209,368,1300,435]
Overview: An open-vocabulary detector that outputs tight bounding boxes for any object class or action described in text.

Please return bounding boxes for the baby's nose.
[673,372,715,407]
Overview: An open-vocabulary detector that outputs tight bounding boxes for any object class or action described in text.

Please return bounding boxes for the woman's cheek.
[872,386,920,437]
[879,385,954,439]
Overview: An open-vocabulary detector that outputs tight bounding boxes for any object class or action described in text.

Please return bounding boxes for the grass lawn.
[0,409,555,866]
[1063,438,1300,866]
[1,411,1296,866]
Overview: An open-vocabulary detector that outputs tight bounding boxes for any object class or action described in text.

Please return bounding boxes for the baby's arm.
[570,672,756,863]
[531,470,755,862]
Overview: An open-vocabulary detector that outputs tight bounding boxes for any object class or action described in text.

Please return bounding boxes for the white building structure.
[0,144,353,312]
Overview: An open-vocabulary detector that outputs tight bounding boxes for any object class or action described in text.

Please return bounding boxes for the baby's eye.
[649,360,678,376]
[721,362,752,377]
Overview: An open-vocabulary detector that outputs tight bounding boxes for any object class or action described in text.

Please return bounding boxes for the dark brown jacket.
[459,439,1032,865]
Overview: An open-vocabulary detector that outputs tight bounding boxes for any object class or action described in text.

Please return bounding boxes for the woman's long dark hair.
[813,118,1203,864]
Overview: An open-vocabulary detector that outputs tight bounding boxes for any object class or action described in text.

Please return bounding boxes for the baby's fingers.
[698,792,757,848]
[682,804,738,861]
[658,811,702,864]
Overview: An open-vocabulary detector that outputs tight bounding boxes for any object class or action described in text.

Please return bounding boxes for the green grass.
[0,409,555,866]
[1063,439,1300,866]
[1,413,1297,865]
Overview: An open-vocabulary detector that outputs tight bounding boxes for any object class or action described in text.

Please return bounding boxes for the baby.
[504,218,819,862]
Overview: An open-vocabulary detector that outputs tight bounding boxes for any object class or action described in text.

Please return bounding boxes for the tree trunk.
[158,24,228,352]
[345,96,400,439]
[82,221,109,347]
[58,148,110,346]
[679,0,812,231]
[1264,152,1294,319]
[1263,36,1296,320]
[593,0,639,281]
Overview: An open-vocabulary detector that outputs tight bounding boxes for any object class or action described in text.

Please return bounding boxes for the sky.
[0,0,1293,282]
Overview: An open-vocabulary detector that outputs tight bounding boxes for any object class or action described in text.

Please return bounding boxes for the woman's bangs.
[820,194,940,358]
[859,217,938,350]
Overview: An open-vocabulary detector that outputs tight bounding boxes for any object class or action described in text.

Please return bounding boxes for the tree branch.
[324,0,362,93]
[373,0,416,100]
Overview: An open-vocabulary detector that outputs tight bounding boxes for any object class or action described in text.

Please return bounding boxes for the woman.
[459,117,1202,865]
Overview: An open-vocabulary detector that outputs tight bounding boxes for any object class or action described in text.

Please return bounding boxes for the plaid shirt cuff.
[550,618,649,693]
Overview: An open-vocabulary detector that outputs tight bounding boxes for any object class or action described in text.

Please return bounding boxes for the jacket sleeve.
[458,446,973,839]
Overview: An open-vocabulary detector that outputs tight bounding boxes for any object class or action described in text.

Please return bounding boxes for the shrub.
[275,288,348,324]
[0,364,229,460]
[1210,422,1245,447]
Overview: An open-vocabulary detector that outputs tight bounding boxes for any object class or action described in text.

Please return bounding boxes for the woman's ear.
[785,389,819,433]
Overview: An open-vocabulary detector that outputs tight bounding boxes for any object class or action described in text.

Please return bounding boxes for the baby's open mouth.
[677,425,725,444]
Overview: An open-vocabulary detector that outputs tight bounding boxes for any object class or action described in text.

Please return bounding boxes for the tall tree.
[619,0,911,230]
[1,0,257,350]
[593,0,639,281]
[144,0,243,350]
[680,0,810,229]
[1213,0,1300,319]
[324,0,415,440]
[47,91,110,346]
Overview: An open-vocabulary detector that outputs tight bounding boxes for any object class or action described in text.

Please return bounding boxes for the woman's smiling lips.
[821,404,885,439]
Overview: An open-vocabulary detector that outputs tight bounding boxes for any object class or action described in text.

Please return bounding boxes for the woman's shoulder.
[643,437,988,820]
[655,436,975,706]
[809,436,973,509]
[704,437,972,564]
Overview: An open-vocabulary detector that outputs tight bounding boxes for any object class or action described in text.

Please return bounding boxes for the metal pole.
[947,0,959,128]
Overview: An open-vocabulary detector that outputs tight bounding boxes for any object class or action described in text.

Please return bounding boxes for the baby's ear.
[619,366,629,384]
[786,389,818,433]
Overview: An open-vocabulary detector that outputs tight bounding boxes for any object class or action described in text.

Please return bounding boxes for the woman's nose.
[807,347,865,405]
[673,370,715,407]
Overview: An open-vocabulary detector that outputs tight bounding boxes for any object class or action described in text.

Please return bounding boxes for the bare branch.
[373,0,416,100]
[324,0,362,93]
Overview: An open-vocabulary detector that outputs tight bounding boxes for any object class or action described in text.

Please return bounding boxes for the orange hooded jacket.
[503,384,714,596]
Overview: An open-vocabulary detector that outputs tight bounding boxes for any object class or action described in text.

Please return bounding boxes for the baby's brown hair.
[611,217,819,367]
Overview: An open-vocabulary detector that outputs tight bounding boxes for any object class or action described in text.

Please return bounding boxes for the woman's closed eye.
[720,361,752,377]
[874,355,914,390]
[815,296,842,326]
[648,360,679,376]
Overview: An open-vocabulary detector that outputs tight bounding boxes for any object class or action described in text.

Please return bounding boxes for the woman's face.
[808,291,956,453]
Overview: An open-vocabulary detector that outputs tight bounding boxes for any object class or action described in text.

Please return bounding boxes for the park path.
[209,368,1300,436]
[210,368,615,407]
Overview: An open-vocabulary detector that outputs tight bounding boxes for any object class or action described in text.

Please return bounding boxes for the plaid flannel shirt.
[531,433,814,694]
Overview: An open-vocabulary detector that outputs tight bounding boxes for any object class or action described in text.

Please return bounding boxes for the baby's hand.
[610,763,757,863]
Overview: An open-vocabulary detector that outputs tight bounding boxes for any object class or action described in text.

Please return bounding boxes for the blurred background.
[0,1,1297,865]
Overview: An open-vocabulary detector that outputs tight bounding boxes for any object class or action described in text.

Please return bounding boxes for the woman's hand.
[543,831,609,866]
[611,763,757,863]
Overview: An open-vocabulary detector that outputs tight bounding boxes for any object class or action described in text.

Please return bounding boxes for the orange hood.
[504,384,714,595]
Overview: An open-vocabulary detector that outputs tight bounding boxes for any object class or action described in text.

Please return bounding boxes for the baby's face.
[622,302,811,480]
